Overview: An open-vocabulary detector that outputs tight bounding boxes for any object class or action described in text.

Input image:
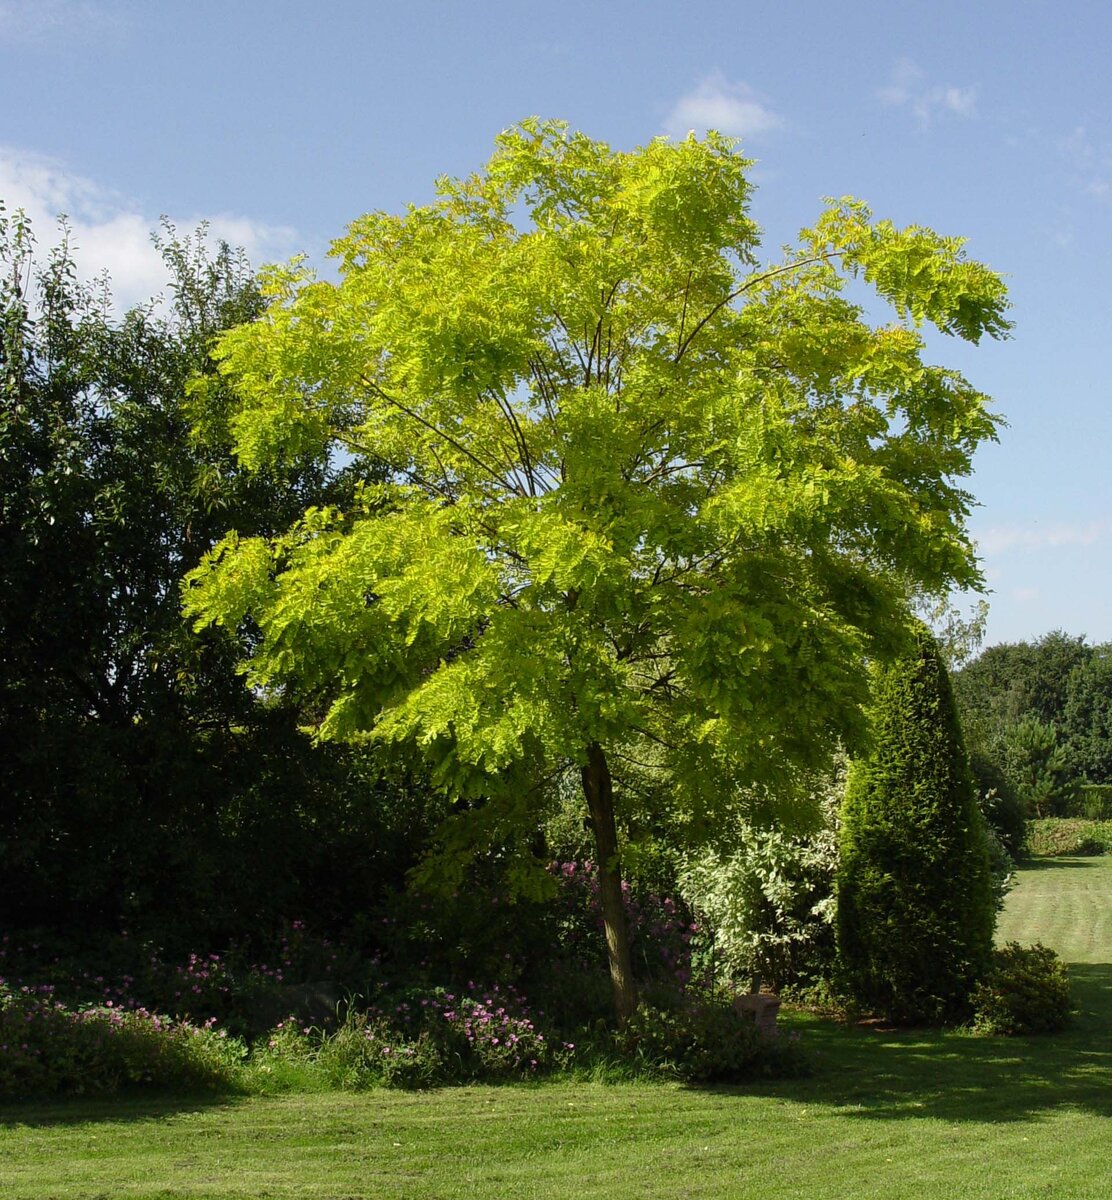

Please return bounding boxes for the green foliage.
[309,1012,447,1090]
[837,625,996,1023]
[0,984,245,1099]
[184,123,1009,1017]
[1003,717,1075,818]
[0,208,450,942]
[257,985,570,1090]
[615,991,804,1082]
[953,634,1112,817]
[970,752,1027,858]
[1024,818,1112,857]
[1074,784,1112,821]
[970,943,1072,1035]
[1062,650,1112,784]
[679,766,842,991]
[953,632,1090,733]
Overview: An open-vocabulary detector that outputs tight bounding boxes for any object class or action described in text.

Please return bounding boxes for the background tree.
[953,631,1090,737]
[185,120,1009,1023]
[1060,645,1112,791]
[837,625,995,1023]
[1002,717,1075,818]
[953,632,1112,818]
[0,207,442,940]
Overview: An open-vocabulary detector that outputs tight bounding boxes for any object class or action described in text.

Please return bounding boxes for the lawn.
[2,857,1110,1200]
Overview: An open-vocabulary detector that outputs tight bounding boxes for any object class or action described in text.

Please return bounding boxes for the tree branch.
[358,375,525,496]
[673,252,841,364]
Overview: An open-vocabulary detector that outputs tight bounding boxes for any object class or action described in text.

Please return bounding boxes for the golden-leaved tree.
[184,120,1009,1023]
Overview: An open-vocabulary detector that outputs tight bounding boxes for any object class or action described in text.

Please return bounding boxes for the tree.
[953,631,1091,748]
[953,631,1112,809]
[1003,717,1075,818]
[0,207,366,934]
[1061,644,1112,786]
[184,120,1009,1023]
[837,625,995,1022]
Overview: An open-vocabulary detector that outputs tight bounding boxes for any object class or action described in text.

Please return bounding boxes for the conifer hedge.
[837,625,995,1023]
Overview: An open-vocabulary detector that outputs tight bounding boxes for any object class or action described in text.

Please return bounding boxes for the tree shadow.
[1014,857,1101,871]
[0,1089,249,1129]
[720,963,1112,1125]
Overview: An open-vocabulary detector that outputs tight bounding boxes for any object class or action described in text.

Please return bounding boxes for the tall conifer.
[837,625,994,1022]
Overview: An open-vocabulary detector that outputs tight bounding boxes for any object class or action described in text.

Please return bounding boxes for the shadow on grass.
[726,963,1112,1125]
[1014,857,1102,871]
[0,1088,249,1129]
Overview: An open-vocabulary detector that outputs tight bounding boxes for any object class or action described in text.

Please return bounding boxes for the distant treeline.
[954,631,1112,822]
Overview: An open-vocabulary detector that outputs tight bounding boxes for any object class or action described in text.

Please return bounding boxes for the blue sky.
[2,0,1109,649]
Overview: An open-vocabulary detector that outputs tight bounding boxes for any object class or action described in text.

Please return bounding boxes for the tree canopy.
[954,631,1112,814]
[184,120,1009,1020]
[0,209,426,938]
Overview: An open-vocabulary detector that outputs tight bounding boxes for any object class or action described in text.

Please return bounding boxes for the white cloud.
[878,58,977,128]
[0,146,296,311]
[977,520,1111,556]
[663,72,783,141]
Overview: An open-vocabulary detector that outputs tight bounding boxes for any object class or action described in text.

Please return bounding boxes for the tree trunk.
[581,741,638,1024]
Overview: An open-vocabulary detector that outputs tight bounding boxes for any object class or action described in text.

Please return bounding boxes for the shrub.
[1025,818,1112,857]
[264,982,572,1090]
[679,779,840,992]
[1054,784,1112,822]
[975,774,1027,860]
[983,825,1017,915]
[313,1012,446,1090]
[618,998,758,1082]
[837,625,996,1024]
[403,983,571,1079]
[616,990,805,1083]
[970,943,1072,1035]
[0,920,360,1042]
[0,983,245,1099]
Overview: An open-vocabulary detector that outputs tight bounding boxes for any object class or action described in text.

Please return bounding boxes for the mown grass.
[997,855,1112,964]
[2,857,1110,1200]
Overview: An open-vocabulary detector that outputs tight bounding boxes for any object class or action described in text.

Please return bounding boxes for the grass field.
[3,857,1111,1199]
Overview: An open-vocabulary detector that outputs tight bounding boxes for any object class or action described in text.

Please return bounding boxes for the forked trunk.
[581,741,638,1025]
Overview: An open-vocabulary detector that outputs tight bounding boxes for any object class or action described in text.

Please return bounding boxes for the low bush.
[0,983,245,1099]
[1025,819,1112,857]
[0,921,358,1041]
[780,977,859,1020]
[313,1013,447,1090]
[615,990,807,1083]
[1065,784,1112,822]
[970,943,1072,1035]
[252,983,573,1090]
